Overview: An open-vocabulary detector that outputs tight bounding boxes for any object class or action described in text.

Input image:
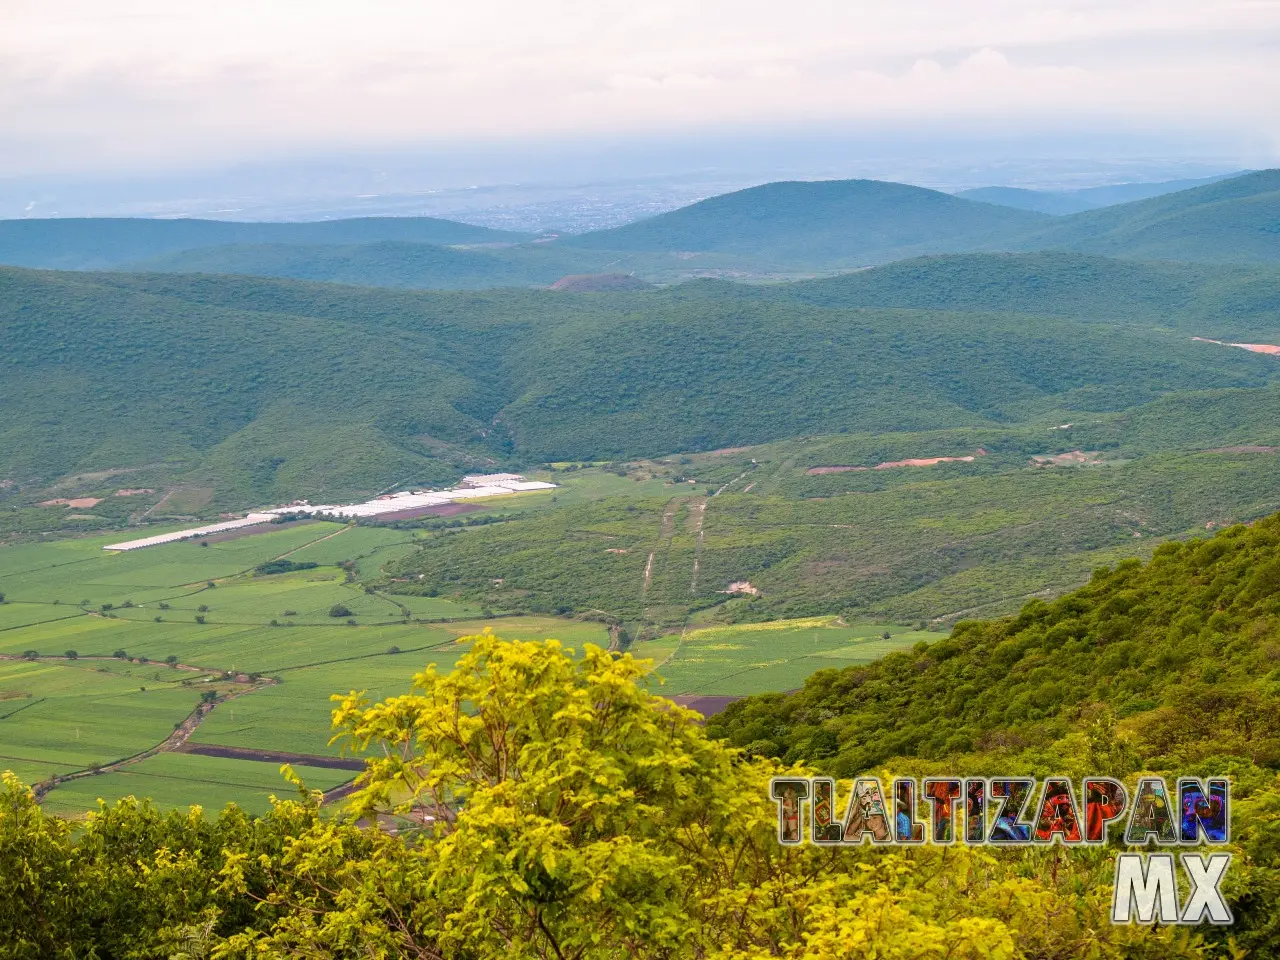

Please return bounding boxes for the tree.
[0,632,1228,958]
[113,649,127,659]
[328,604,353,618]
[64,650,77,660]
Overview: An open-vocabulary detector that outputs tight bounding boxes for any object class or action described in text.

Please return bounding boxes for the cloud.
[1,0,1278,175]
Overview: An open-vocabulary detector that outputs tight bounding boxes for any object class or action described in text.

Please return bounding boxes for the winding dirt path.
[689,498,708,595]
[640,499,681,605]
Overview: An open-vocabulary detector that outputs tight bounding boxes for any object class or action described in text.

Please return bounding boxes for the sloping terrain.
[1007,169,1280,262]
[5,265,1278,508]
[787,252,1280,337]
[126,240,608,289]
[957,171,1248,215]
[0,216,528,270]
[561,179,1047,268]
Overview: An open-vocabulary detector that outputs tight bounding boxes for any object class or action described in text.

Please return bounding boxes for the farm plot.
[0,515,613,813]
[37,752,352,817]
[0,522,348,605]
[0,658,200,785]
[644,617,943,697]
[190,616,611,756]
[282,525,419,567]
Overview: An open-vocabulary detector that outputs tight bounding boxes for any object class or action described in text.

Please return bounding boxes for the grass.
[643,618,944,697]
[0,658,200,785]
[36,753,353,817]
[0,523,616,808]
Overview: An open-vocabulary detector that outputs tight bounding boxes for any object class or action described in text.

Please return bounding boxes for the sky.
[3,0,1280,180]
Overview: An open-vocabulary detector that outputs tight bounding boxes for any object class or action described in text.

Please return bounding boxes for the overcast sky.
[4,0,1280,178]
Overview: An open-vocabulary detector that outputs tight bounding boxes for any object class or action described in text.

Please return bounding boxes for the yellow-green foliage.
[0,632,1217,958]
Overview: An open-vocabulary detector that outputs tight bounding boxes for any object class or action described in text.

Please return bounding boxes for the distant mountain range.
[0,169,1276,285]
[956,171,1250,215]
[999,169,1280,263]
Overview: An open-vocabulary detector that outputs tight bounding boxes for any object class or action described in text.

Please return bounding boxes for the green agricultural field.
[0,658,200,785]
[0,520,616,811]
[643,617,944,697]
[36,752,353,817]
[281,524,418,567]
[189,616,610,756]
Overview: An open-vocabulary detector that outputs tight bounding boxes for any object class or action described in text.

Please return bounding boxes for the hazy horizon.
[5,1,1278,225]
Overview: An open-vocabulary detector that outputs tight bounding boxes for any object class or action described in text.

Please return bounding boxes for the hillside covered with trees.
[3,260,1277,507]
[3,618,1269,959]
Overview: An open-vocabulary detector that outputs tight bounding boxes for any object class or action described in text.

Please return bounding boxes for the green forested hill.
[4,266,1278,506]
[126,239,617,289]
[562,179,1048,267]
[710,510,1280,772]
[955,186,1096,215]
[0,216,528,270]
[1007,169,1280,262]
[956,171,1248,216]
[788,252,1280,337]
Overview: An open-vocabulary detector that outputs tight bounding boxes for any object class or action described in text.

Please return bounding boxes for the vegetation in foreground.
[710,511,1280,955]
[0,631,1240,960]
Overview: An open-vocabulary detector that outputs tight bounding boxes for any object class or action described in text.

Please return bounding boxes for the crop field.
[642,618,945,696]
[0,658,199,785]
[36,753,353,817]
[0,520,621,813]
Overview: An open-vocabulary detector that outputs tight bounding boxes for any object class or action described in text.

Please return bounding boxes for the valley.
[2,168,1279,849]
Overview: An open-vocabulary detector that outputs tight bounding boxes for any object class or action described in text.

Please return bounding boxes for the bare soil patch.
[114,488,156,497]
[38,497,103,508]
[549,273,653,292]
[808,449,986,474]
[175,743,365,771]
[1192,336,1280,356]
[1031,450,1102,466]
[806,465,868,475]
[667,694,743,718]
[378,502,487,521]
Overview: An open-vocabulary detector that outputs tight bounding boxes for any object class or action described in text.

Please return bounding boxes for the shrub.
[328,604,353,618]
